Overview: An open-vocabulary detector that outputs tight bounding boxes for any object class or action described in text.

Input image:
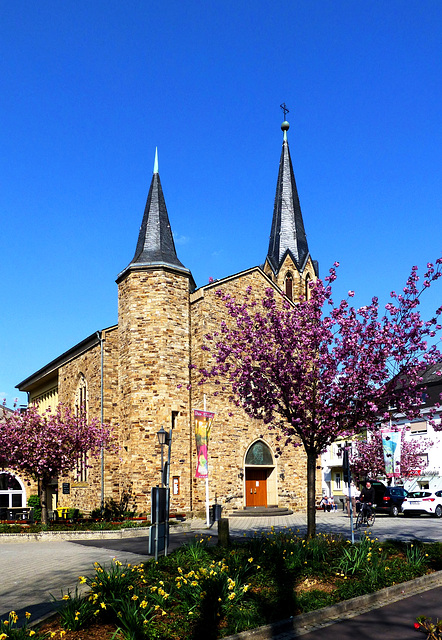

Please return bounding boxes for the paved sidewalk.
[1,510,441,636]
[0,539,149,624]
[296,585,442,640]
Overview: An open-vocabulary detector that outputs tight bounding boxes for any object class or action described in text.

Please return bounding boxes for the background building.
[321,363,442,504]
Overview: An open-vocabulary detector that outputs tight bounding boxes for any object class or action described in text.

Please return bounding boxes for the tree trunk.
[306,449,317,539]
[39,477,49,526]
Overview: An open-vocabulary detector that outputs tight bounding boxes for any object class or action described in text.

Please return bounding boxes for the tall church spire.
[117,149,193,283]
[266,117,311,275]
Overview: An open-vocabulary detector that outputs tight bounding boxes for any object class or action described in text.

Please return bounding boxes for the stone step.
[229,506,294,518]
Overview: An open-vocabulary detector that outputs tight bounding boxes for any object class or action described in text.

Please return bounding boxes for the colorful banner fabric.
[194,410,215,478]
[381,428,402,478]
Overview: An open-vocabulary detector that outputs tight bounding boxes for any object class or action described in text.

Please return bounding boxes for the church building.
[16,118,319,517]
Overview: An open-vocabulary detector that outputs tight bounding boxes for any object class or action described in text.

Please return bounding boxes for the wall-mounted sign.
[62,483,70,495]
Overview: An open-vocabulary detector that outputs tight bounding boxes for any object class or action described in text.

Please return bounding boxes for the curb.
[0,522,191,543]
[223,569,442,639]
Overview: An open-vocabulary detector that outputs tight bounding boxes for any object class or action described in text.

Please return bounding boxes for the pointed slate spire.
[266,119,310,274]
[117,149,192,283]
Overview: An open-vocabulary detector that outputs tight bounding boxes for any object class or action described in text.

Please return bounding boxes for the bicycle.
[355,503,376,529]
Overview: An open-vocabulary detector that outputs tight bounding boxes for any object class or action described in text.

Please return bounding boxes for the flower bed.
[6,529,442,639]
[0,521,153,534]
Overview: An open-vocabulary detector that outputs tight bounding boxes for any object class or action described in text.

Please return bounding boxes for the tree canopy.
[0,403,115,524]
[350,429,432,482]
[201,259,442,537]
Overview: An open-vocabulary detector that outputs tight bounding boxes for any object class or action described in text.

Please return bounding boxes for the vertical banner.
[194,410,215,478]
[381,428,402,477]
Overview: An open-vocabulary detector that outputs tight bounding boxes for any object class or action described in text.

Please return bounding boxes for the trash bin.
[212,503,222,522]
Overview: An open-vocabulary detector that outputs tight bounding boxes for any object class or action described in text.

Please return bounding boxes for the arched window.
[0,472,26,517]
[75,374,88,417]
[74,374,88,482]
[305,274,311,301]
[285,273,293,301]
[245,440,273,466]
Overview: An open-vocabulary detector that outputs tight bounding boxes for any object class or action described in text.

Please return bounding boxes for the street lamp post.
[157,426,169,487]
[151,426,173,560]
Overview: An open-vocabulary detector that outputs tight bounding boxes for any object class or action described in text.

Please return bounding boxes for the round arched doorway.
[244,440,276,508]
[0,472,26,519]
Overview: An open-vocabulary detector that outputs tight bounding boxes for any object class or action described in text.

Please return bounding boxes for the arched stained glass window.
[285,273,293,301]
[245,441,273,465]
[75,374,88,417]
[75,374,89,482]
[305,274,311,301]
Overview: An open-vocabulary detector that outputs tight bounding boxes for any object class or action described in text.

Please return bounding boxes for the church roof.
[116,149,192,283]
[16,326,117,393]
[266,121,312,274]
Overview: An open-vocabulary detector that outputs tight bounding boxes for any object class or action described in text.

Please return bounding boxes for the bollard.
[217,517,230,547]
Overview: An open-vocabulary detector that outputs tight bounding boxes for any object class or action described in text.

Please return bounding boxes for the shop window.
[0,472,25,517]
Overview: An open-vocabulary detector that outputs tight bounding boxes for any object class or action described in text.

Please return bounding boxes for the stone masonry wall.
[263,254,317,300]
[190,268,317,514]
[52,263,318,517]
[57,328,121,514]
[117,268,192,516]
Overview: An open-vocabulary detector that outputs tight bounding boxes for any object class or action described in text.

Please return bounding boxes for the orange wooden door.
[245,468,267,507]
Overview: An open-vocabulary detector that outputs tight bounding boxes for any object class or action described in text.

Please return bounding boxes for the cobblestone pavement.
[1,510,441,631]
[224,509,442,542]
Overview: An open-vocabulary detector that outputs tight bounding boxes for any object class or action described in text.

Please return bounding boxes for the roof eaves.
[191,265,283,298]
[16,326,118,392]
[116,262,196,290]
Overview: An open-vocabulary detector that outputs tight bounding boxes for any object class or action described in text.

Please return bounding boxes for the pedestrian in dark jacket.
[360,481,375,516]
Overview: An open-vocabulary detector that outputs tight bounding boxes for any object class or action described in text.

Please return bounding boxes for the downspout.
[96,331,105,513]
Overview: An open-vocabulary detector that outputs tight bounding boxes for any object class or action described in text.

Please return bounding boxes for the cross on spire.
[280,102,289,119]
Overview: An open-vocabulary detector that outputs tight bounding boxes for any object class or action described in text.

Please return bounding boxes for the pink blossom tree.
[0,404,115,524]
[200,259,442,538]
[350,429,432,482]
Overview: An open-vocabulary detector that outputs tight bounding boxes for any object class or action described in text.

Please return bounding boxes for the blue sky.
[1,1,441,407]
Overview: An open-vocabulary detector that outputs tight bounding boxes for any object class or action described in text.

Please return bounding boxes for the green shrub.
[27,494,41,522]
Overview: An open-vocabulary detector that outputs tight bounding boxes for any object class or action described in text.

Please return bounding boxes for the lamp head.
[157,426,168,446]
